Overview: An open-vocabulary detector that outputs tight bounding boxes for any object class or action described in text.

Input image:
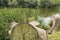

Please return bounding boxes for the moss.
[11,23,39,40]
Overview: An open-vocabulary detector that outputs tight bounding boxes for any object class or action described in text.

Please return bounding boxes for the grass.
[48,31,60,40]
[0,8,40,40]
[0,8,60,40]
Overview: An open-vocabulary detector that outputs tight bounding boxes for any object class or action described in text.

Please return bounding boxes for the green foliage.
[48,31,60,40]
[0,8,40,40]
[0,0,8,7]
[0,8,60,40]
[51,0,60,4]
[0,0,60,8]
[38,17,50,30]
[40,0,59,10]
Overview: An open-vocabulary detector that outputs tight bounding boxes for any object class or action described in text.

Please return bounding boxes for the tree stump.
[10,23,40,40]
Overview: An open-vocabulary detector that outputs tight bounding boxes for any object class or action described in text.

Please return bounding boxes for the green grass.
[0,8,60,40]
[0,8,40,40]
[48,31,60,40]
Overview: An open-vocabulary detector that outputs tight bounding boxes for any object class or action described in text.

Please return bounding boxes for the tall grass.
[0,8,40,40]
[0,8,60,40]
